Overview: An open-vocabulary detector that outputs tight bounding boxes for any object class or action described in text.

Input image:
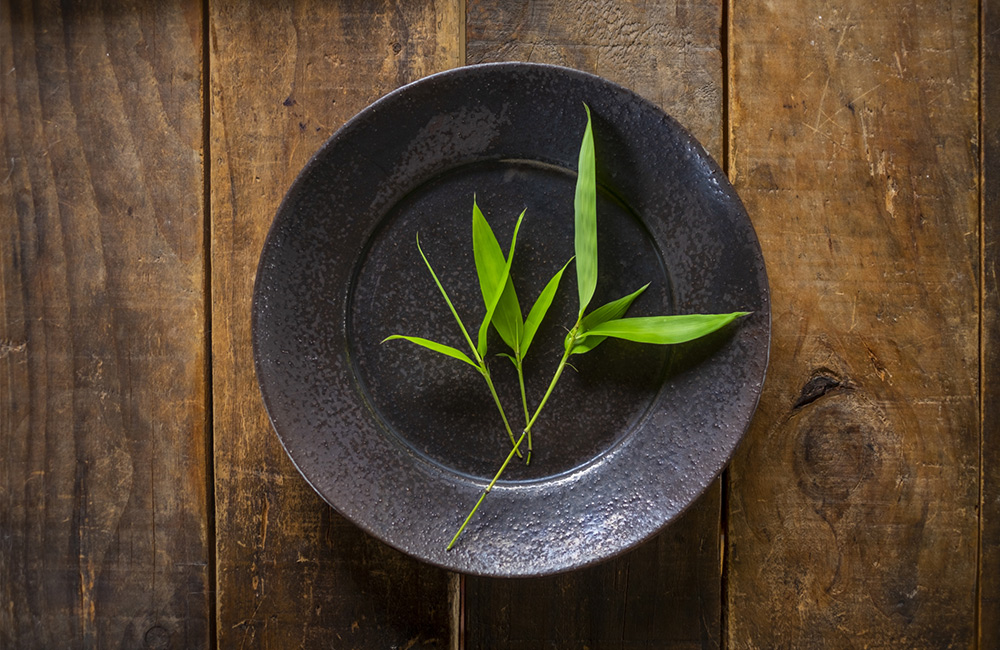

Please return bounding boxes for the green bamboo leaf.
[574,104,598,316]
[416,234,479,361]
[570,283,650,354]
[496,352,519,368]
[472,198,523,351]
[382,335,478,368]
[578,312,751,345]
[477,209,525,357]
[520,258,572,358]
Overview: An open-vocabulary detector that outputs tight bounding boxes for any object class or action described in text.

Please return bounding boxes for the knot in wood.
[793,401,878,505]
[143,625,170,649]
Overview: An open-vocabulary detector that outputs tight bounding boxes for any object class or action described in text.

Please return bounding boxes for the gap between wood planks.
[202,0,218,647]
[977,0,987,644]
[720,1,734,647]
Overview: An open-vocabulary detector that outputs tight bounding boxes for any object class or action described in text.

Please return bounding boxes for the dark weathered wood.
[209,2,461,647]
[2,0,988,645]
[464,2,725,647]
[0,0,210,647]
[981,0,1000,643]
[467,0,724,157]
[726,1,980,646]
[464,487,722,650]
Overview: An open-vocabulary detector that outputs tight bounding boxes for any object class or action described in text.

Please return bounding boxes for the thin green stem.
[480,366,522,457]
[417,235,484,366]
[515,358,530,425]
[525,341,574,432]
[514,355,532,463]
[447,333,579,550]
[447,430,528,551]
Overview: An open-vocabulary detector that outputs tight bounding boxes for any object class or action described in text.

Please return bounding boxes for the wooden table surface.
[2,0,996,647]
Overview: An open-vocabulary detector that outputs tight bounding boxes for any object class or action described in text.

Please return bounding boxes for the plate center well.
[349,159,673,482]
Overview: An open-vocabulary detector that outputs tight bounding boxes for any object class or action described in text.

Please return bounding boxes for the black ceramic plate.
[252,62,769,577]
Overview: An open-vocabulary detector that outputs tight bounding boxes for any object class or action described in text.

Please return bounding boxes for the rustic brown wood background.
[1,0,993,647]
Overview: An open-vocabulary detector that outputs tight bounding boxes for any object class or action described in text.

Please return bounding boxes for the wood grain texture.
[0,0,210,648]
[726,1,980,646]
[981,0,1000,643]
[209,1,461,647]
[467,0,723,159]
[464,2,725,648]
[463,487,723,650]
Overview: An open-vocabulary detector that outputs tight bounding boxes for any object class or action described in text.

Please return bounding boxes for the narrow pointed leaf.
[496,352,519,369]
[570,283,650,354]
[382,335,478,368]
[578,312,751,345]
[477,210,525,357]
[521,258,572,357]
[574,104,598,316]
[472,199,522,351]
[416,234,479,360]
[494,277,523,350]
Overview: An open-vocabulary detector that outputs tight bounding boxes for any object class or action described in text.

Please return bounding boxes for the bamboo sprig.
[385,104,750,550]
[383,219,525,454]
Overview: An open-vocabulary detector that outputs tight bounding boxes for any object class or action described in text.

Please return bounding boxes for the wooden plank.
[467,0,724,156]
[209,2,461,647]
[0,1,210,648]
[463,488,723,650]
[464,2,725,648]
[981,0,1000,643]
[726,1,980,646]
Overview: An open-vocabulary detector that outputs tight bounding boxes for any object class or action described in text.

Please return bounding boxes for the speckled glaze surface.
[252,62,770,577]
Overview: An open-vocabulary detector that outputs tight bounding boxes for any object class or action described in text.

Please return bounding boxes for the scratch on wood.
[884,176,899,218]
[235,597,266,650]
[860,110,875,177]
[801,120,848,150]
[833,14,854,57]
[859,336,890,382]
[815,77,830,131]
[844,84,882,112]
[814,83,882,137]
[260,494,269,548]
[0,339,27,358]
